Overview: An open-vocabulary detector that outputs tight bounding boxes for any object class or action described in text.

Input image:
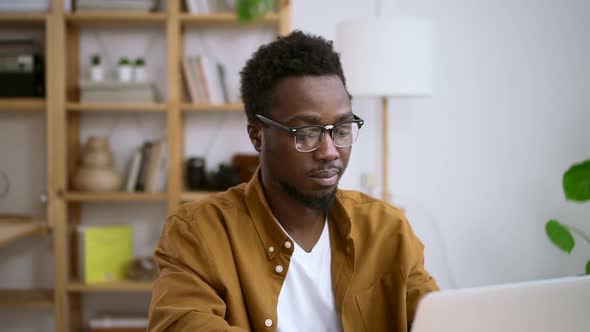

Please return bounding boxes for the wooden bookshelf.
[0,13,47,24]
[66,102,167,112]
[180,103,243,112]
[0,98,46,111]
[179,13,279,25]
[65,12,167,25]
[0,217,48,249]
[0,289,53,309]
[65,192,167,202]
[67,280,153,292]
[0,0,291,330]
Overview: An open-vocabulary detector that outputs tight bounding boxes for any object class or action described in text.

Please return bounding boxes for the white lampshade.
[336,18,434,97]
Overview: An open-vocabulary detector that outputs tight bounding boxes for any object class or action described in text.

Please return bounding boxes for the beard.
[279,180,337,212]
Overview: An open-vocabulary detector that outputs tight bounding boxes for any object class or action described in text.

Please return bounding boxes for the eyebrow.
[286,111,354,126]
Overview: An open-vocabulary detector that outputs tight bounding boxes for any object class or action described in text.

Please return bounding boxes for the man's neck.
[262,182,327,252]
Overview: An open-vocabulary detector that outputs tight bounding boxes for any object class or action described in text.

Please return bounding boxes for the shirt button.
[265,318,273,327]
[268,245,275,253]
[284,241,292,249]
[275,265,283,273]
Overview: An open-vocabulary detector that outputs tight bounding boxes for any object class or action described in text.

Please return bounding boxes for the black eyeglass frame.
[255,113,365,152]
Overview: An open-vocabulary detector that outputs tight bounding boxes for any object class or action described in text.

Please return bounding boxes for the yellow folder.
[78,224,133,284]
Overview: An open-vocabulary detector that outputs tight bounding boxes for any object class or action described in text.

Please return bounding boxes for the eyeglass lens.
[294,122,360,152]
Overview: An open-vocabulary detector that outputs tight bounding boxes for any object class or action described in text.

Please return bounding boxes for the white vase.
[117,65,132,82]
[134,66,146,81]
[90,65,104,81]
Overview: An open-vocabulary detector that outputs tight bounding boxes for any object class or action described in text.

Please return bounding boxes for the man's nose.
[313,132,339,161]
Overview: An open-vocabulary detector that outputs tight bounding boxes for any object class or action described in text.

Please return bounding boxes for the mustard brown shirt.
[148,171,439,332]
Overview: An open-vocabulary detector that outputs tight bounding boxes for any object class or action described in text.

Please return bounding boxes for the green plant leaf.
[545,220,575,253]
[236,0,254,22]
[563,159,590,202]
[586,260,590,275]
[236,0,275,22]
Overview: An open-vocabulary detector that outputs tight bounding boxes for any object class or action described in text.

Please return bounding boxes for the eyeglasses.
[255,113,364,152]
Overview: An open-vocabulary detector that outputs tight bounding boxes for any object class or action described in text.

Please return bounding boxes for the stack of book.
[124,139,167,193]
[79,80,158,103]
[77,0,157,12]
[182,55,230,104]
[0,0,49,12]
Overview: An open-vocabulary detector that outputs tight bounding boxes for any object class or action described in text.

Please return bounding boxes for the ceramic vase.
[90,65,104,81]
[133,66,146,81]
[117,65,132,82]
[73,136,122,192]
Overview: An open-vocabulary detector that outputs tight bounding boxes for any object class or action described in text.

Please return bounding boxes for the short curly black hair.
[240,30,348,122]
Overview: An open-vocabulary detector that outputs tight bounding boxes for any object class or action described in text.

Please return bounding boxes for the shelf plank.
[65,12,167,25]
[0,217,48,248]
[180,13,279,25]
[65,192,167,202]
[0,13,47,24]
[0,289,53,309]
[66,102,167,112]
[68,280,153,292]
[180,103,243,112]
[0,98,46,111]
[180,191,220,202]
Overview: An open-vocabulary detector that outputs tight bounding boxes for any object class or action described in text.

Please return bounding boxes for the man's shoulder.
[336,189,411,233]
[337,189,404,217]
[172,183,249,225]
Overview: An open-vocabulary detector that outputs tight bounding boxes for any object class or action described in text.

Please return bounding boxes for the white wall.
[1,0,589,330]
[291,0,590,288]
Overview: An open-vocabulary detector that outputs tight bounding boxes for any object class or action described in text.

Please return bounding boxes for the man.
[148,31,438,332]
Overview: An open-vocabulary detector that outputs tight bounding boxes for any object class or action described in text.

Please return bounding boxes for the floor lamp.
[337,18,434,202]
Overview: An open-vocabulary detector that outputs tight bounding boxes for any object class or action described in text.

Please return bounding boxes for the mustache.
[310,163,343,174]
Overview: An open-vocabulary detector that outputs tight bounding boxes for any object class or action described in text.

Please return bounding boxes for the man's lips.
[309,169,341,187]
[310,169,340,178]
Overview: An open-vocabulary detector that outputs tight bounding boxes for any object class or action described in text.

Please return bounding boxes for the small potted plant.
[133,57,146,81]
[117,56,132,82]
[90,53,104,81]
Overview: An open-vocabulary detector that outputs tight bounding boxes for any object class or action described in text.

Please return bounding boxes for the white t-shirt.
[276,220,342,332]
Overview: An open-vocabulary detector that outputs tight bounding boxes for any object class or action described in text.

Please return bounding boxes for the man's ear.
[247,122,262,152]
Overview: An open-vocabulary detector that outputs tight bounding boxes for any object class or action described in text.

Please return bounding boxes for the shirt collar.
[244,167,353,260]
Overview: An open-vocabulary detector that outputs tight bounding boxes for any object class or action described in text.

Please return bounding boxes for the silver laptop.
[411,275,590,332]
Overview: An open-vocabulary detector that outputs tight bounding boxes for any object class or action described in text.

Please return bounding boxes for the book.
[199,55,226,104]
[134,142,152,192]
[123,148,142,192]
[182,56,199,103]
[189,56,207,103]
[77,224,133,284]
[152,139,168,193]
[144,140,162,192]
[194,56,210,103]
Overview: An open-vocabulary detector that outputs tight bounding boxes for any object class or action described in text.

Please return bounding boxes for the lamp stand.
[381,96,391,202]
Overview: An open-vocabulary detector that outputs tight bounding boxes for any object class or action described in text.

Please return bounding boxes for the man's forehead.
[270,76,350,118]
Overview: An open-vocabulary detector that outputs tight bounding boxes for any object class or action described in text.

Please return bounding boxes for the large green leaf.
[545,220,575,253]
[563,159,590,202]
[586,260,590,275]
